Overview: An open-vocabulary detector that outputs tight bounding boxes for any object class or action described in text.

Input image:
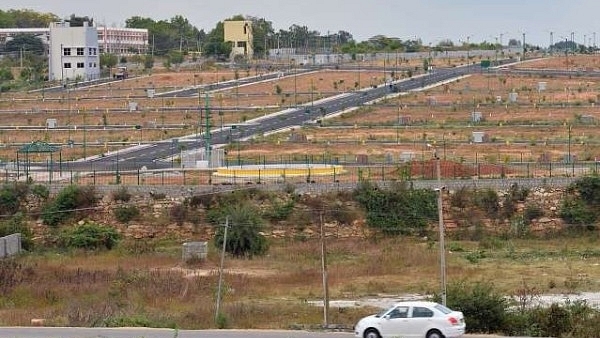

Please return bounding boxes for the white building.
[48,21,100,82]
[0,26,148,55]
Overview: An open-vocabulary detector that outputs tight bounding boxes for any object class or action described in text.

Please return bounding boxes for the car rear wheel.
[364,328,381,338]
[426,329,444,338]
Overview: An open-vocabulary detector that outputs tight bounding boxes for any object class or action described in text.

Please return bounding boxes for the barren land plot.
[514,54,600,70]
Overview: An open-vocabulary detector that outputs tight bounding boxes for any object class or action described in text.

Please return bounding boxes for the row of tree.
[2,9,542,59]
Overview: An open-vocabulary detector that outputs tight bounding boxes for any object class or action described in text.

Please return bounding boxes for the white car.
[354,301,466,338]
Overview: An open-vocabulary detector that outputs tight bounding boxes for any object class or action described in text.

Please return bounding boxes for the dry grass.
[2,234,599,328]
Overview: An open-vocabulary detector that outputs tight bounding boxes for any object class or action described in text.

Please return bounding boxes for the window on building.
[64,63,72,69]
[89,63,93,68]
[63,48,71,56]
[88,48,93,55]
[77,48,84,56]
[77,62,85,68]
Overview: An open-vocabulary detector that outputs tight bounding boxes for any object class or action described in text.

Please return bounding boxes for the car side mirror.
[383,314,391,320]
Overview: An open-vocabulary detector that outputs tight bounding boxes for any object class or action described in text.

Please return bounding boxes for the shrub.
[0,183,30,215]
[169,204,187,226]
[450,186,471,210]
[30,184,49,200]
[114,205,140,224]
[41,185,98,227]
[0,213,33,250]
[263,198,295,221]
[112,186,132,202]
[439,281,508,333]
[559,196,596,228]
[354,181,437,236]
[523,203,544,222]
[474,188,500,219]
[58,221,121,250]
[573,176,600,205]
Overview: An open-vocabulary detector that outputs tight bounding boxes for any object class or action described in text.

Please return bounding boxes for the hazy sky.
[3,0,600,47]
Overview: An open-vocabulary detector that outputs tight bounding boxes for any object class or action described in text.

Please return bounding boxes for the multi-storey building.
[97,26,148,54]
[48,21,100,82]
[0,26,148,55]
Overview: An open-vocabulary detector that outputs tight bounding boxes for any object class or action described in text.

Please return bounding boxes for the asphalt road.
[0,327,515,338]
[58,64,479,172]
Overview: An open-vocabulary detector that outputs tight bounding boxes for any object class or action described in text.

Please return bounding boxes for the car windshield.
[375,305,395,318]
[434,304,453,314]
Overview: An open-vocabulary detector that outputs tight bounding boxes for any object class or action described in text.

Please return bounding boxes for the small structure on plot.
[508,92,518,103]
[289,132,307,143]
[579,115,595,124]
[399,152,416,162]
[537,82,547,92]
[471,111,483,123]
[398,115,411,125]
[46,118,57,129]
[128,102,138,112]
[356,154,369,165]
[426,96,437,106]
[472,131,486,143]
[182,241,208,262]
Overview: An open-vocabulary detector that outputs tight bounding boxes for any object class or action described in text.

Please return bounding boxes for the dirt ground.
[1,55,600,163]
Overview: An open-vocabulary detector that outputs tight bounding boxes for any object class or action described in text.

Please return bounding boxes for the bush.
[30,184,49,200]
[0,183,30,216]
[263,198,295,221]
[114,205,139,224]
[559,196,596,228]
[474,189,500,219]
[354,181,437,236]
[170,204,188,226]
[41,185,98,227]
[112,186,132,202]
[58,221,121,250]
[0,213,34,250]
[523,203,544,222]
[439,281,508,333]
[450,186,471,210]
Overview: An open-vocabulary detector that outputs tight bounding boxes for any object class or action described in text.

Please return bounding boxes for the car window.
[412,306,434,318]
[434,304,453,314]
[387,306,409,319]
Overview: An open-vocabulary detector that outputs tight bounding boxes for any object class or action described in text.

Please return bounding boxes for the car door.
[379,305,410,338]
[405,306,436,337]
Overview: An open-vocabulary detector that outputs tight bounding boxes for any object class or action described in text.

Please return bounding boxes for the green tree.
[100,53,118,76]
[5,34,45,55]
[167,50,184,67]
[212,203,268,258]
[0,9,58,28]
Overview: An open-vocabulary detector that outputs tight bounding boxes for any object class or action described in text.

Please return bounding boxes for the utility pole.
[204,92,211,165]
[522,32,526,58]
[320,212,329,327]
[437,153,446,306]
[429,144,446,306]
[215,216,229,322]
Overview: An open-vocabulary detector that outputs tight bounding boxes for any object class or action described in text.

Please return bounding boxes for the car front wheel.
[426,329,444,338]
[364,328,381,338]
